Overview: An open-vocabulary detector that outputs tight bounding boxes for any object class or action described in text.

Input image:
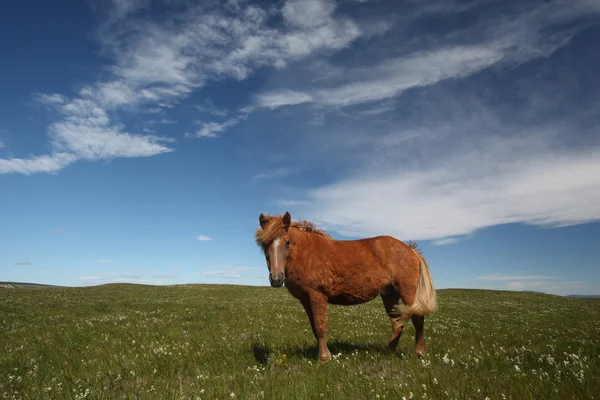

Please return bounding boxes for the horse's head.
[258,211,292,288]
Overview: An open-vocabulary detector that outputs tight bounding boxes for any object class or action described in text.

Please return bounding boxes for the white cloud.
[0,129,7,151]
[303,147,600,242]
[120,274,142,279]
[195,101,229,117]
[0,153,76,175]
[108,0,150,20]
[282,0,335,29]
[79,271,187,286]
[477,274,556,281]
[51,121,173,160]
[262,1,600,244]
[201,266,258,279]
[196,235,213,241]
[505,281,582,291]
[79,274,152,285]
[80,276,102,282]
[2,91,175,175]
[35,93,67,106]
[254,90,314,109]
[195,117,244,138]
[3,0,362,174]
[251,45,502,108]
[254,0,600,109]
[253,167,296,180]
[152,274,178,279]
[99,0,360,100]
[315,46,501,107]
[432,237,462,246]
[6,0,599,176]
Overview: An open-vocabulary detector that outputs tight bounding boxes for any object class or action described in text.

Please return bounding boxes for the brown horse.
[255,212,437,361]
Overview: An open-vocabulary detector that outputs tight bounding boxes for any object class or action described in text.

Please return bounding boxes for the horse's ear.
[259,213,267,229]
[283,211,291,229]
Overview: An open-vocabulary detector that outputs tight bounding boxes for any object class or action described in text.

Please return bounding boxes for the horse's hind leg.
[381,293,410,351]
[411,315,425,357]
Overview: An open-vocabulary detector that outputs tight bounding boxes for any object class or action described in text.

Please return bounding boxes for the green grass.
[1,284,599,399]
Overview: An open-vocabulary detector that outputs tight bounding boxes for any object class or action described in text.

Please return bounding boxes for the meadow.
[1,284,599,399]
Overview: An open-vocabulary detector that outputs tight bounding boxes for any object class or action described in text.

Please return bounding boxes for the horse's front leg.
[304,292,330,361]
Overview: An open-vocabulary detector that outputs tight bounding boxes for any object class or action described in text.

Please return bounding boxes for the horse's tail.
[400,244,438,316]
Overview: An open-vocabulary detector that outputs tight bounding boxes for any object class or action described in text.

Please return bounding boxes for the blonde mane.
[255,215,333,248]
[407,240,422,255]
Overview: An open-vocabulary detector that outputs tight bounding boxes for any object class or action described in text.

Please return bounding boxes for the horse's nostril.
[269,273,285,287]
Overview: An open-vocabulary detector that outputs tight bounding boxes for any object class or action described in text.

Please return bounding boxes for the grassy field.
[1,284,599,399]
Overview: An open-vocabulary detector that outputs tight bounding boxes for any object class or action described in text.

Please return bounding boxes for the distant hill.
[1,281,598,298]
[0,281,61,289]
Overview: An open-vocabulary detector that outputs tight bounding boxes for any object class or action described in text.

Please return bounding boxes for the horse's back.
[338,234,422,290]
[340,235,414,262]
[289,232,420,301]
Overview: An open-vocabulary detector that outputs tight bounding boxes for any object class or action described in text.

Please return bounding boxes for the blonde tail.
[401,249,438,316]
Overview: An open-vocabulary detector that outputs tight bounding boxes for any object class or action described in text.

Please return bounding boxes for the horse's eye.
[285,240,291,247]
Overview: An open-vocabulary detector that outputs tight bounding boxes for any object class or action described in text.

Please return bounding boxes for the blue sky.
[1,0,599,295]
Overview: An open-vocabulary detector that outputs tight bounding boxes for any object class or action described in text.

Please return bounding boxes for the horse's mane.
[407,240,422,255]
[255,215,333,248]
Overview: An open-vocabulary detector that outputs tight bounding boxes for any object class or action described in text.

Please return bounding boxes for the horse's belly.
[327,290,379,305]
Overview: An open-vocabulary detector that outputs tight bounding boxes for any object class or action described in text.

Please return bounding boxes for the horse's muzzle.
[269,272,285,288]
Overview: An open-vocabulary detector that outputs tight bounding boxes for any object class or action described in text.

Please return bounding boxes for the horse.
[255,211,437,361]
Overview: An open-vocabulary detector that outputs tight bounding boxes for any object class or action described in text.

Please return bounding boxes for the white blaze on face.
[271,238,280,270]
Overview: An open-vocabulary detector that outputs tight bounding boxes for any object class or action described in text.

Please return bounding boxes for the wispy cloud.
[95,259,114,263]
[194,117,245,138]
[119,274,142,279]
[477,274,556,281]
[2,0,362,174]
[79,272,178,286]
[432,237,462,246]
[255,90,314,109]
[0,92,175,175]
[0,153,77,175]
[152,274,178,280]
[80,276,102,283]
[256,45,501,109]
[51,228,68,234]
[13,261,32,266]
[201,266,258,279]
[47,96,175,160]
[476,273,583,293]
[196,235,213,241]
[95,0,359,109]
[79,274,152,285]
[253,167,296,180]
[300,132,600,241]
[195,101,229,117]
[254,0,600,110]
[505,281,582,291]
[277,1,600,242]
